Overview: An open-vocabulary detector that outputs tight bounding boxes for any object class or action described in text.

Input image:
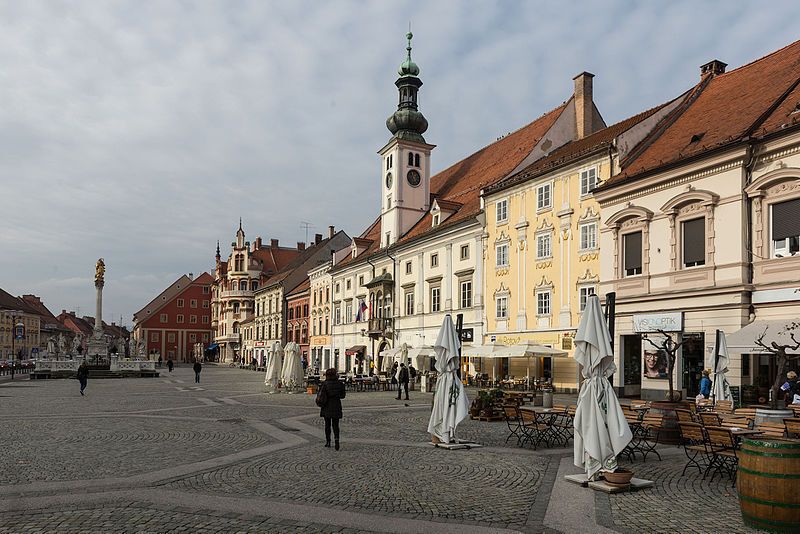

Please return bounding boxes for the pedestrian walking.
[391,361,398,390]
[409,364,417,391]
[77,360,89,396]
[158,355,163,368]
[167,358,174,372]
[316,367,346,450]
[397,362,410,400]
[193,359,202,383]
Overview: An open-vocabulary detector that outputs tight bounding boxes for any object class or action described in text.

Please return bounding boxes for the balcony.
[220,289,255,299]
[215,334,240,344]
[367,317,393,339]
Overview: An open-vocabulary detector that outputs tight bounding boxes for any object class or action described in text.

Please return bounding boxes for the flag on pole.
[355,299,368,322]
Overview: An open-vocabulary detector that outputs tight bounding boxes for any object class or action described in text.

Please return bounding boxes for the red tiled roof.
[287,278,311,297]
[251,246,303,277]
[336,103,569,268]
[604,39,800,187]
[20,295,70,330]
[0,288,39,314]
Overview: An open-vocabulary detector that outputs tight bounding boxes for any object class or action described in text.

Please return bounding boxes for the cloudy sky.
[1,1,799,325]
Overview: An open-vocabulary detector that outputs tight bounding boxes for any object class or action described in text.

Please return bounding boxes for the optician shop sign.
[632,312,683,333]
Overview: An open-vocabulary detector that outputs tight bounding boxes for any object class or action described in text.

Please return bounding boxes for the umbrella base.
[565,474,653,493]
[429,439,482,450]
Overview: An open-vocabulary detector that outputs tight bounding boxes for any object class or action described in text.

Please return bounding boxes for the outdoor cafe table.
[518,406,566,447]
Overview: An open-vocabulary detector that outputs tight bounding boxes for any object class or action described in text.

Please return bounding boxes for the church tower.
[379,32,436,248]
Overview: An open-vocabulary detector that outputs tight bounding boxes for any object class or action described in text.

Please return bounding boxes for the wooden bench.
[784,417,800,438]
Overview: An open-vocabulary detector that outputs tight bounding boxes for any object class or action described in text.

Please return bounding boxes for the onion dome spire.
[386,31,428,143]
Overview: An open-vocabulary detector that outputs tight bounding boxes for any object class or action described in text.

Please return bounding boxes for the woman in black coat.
[318,368,346,450]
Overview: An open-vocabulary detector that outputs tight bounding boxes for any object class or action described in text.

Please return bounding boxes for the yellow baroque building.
[481,92,682,392]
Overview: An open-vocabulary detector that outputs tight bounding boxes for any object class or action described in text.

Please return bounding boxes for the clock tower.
[379,32,436,248]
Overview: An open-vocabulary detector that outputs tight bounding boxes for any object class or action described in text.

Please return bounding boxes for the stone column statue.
[47,336,56,357]
[87,258,109,360]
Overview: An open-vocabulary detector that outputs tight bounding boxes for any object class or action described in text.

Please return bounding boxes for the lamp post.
[8,310,25,380]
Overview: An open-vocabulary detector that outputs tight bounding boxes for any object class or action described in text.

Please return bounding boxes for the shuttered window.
[623,232,642,276]
[682,218,705,267]
[772,198,800,240]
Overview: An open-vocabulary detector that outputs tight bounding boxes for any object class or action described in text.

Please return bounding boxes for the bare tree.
[642,330,687,401]
[752,322,800,410]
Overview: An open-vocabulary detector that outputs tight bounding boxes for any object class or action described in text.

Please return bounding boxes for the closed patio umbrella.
[264,341,282,393]
[712,329,732,403]
[281,342,304,392]
[573,295,632,481]
[427,315,470,444]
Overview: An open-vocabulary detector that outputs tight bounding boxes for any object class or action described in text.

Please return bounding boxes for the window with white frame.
[496,243,509,267]
[345,301,353,323]
[495,295,508,319]
[405,291,415,315]
[536,291,551,315]
[346,279,351,290]
[536,233,551,259]
[537,183,552,210]
[579,222,598,251]
[334,307,341,325]
[579,286,596,312]
[460,280,472,308]
[496,199,508,223]
[430,286,441,313]
[771,198,800,257]
[405,261,412,274]
[432,214,440,227]
[682,217,706,267]
[623,232,643,276]
[580,168,598,196]
[430,253,439,268]
[460,244,469,260]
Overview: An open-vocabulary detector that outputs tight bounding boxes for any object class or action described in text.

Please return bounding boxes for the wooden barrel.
[738,438,800,532]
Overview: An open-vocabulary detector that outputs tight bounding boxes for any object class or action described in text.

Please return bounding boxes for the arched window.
[408,152,414,166]
[233,322,240,334]
[414,154,420,167]
[251,281,258,291]
[239,280,247,291]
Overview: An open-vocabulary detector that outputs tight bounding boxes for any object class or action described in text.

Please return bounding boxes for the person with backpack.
[316,368,346,450]
[397,363,410,401]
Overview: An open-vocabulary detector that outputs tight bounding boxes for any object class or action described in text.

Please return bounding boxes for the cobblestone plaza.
[1,367,757,533]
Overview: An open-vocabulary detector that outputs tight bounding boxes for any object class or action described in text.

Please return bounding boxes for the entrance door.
[622,335,642,397]
[681,332,705,398]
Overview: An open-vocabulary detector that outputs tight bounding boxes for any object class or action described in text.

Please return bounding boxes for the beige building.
[595,45,800,401]
[0,288,41,360]
[481,78,683,392]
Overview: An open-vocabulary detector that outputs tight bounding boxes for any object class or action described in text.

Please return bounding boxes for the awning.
[461,343,567,359]
[206,343,219,351]
[725,320,800,354]
[345,345,367,355]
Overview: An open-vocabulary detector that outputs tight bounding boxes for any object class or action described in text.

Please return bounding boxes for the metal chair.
[784,417,800,438]
[699,412,722,427]
[678,422,711,476]
[704,426,739,486]
[502,405,524,445]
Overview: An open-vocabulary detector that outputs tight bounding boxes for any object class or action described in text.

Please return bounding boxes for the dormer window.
[432,213,440,227]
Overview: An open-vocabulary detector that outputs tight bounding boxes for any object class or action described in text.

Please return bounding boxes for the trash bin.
[420,374,428,393]
[542,389,553,408]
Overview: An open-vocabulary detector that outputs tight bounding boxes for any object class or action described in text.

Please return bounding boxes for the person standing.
[699,369,712,399]
[158,355,163,368]
[391,361,398,390]
[193,359,202,383]
[167,358,174,373]
[397,363,410,401]
[317,368,346,450]
[77,361,89,396]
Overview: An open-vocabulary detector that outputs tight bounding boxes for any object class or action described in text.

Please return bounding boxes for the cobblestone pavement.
[0,366,755,533]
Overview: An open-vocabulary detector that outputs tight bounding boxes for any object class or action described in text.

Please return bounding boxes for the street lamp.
[7,310,25,379]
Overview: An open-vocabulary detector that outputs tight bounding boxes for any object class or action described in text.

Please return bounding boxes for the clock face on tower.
[385,173,393,189]
[407,169,421,187]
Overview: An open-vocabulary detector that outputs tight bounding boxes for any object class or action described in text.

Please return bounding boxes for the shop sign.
[460,328,474,342]
[633,312,683,333]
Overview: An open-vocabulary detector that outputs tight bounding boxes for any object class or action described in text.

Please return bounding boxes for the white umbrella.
[380,346,401,372]
[264,341,282,393]
[461,344,509,383]
[427,315,470,443]
[573,295,632,481]
[281,342,304,392]
[712,329,732,403]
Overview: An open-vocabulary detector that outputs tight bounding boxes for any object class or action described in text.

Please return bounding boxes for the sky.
[1,0,799,326]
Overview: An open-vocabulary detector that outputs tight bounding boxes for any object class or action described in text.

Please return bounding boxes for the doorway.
[681,332,705,398]
[621,335,642,397]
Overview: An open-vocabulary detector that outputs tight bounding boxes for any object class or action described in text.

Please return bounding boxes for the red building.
[132,272,214,362]
[286,278,310,366]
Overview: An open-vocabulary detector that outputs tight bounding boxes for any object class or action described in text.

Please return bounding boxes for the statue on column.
[95,258,105,286]
[72,334,83,357]
[58,333,68,357]
[47,336,56,357]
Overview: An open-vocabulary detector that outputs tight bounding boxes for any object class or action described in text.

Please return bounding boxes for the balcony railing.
[367,317,393,337]
[219,289,255,299]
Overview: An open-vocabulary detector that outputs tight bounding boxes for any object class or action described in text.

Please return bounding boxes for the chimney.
[254,237,262,250]
[188,272,193,280]
[573,72,595,140]
[297,242,306,251]
[314,233,323,245]
[62,309,66,315]
[328,225,335,239]
[700,59,727,78]
[270,238,279,248]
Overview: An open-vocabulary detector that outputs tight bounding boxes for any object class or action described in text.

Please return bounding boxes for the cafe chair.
[704,426,739,487]
[699,412,722,427]
[784,418,800,438]
[678,422,711,476]
[502,405,524,446]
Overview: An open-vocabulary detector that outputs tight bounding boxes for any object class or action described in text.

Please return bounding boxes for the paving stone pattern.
[166,442,547,527]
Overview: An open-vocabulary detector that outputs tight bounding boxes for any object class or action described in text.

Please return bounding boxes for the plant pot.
[604,468,634,485]
[481,408,494,418]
